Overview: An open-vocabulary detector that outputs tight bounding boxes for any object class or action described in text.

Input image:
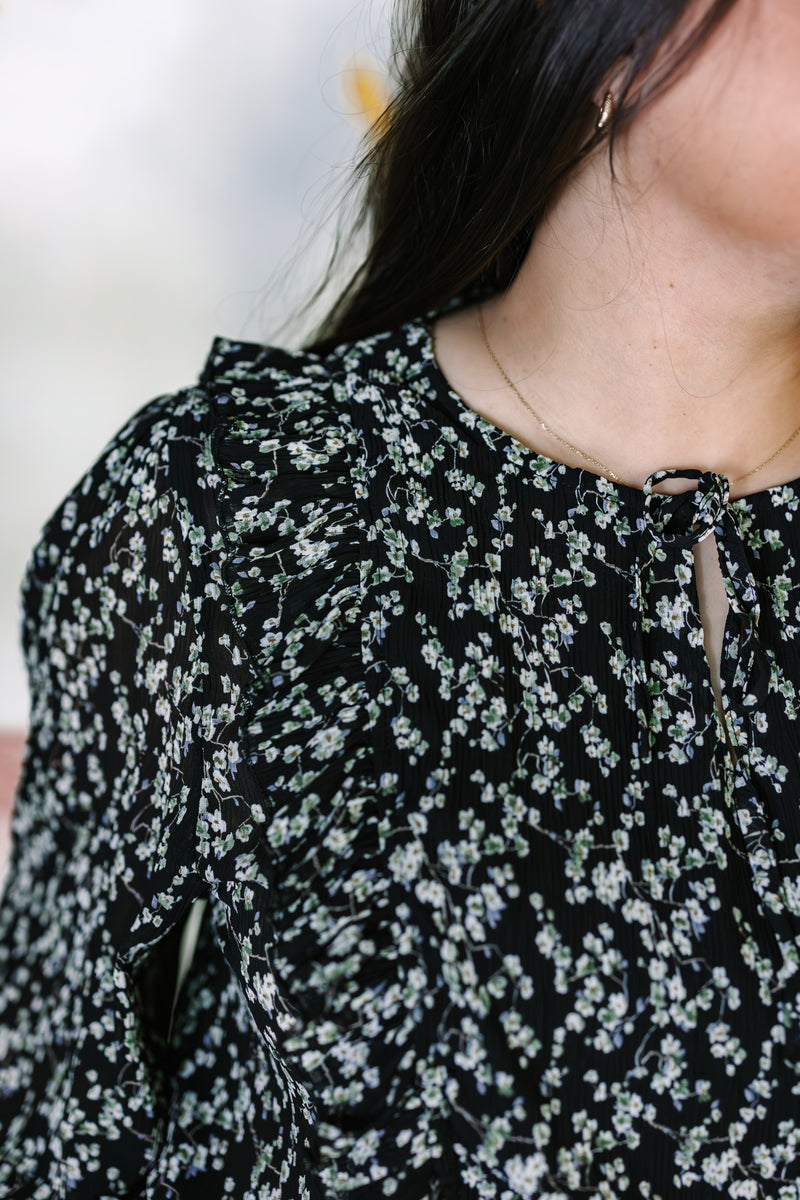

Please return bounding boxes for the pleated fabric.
[2,320,800,1198]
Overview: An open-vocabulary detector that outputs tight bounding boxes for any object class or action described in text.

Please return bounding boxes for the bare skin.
[432,0,800,744]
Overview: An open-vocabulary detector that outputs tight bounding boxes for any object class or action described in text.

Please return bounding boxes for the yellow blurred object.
[345,60,389,135]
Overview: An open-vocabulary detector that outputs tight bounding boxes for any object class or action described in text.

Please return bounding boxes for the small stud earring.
[596,91,614,133]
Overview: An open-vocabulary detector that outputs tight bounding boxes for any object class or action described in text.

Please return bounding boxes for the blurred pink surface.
[0,731,25,876]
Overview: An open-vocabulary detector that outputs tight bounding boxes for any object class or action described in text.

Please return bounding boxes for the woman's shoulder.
[199,319,440,427]
[27,317,445,595]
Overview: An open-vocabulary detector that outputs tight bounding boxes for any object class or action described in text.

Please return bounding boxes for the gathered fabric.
[2,321,800,1198]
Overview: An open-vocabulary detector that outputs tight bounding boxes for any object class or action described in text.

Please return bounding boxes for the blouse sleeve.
[0,385,246,1197]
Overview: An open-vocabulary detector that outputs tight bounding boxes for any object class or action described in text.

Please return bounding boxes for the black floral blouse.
[2,320,800,1200]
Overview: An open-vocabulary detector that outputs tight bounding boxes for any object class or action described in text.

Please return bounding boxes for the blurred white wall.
[0,0,389,729]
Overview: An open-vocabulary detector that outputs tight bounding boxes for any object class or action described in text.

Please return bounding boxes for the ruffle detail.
[204,339,432,1193]
[203,336,374,901]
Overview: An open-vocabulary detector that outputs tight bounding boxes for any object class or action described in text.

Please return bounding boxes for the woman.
[2,0,799,1195]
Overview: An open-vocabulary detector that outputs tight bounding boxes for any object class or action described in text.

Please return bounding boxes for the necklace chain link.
[478,306,800,490]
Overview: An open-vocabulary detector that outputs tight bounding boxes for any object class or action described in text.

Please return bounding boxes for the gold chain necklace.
[478,305,800,490]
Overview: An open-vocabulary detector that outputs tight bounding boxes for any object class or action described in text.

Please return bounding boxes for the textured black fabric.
[2,320,800,1198]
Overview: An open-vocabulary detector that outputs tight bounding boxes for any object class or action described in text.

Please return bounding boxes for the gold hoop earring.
[596,91,614,133]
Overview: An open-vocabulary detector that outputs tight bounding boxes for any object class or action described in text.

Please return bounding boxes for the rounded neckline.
[415,316,800,508]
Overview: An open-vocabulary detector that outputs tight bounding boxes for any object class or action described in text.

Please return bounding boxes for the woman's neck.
[475,156,800,495]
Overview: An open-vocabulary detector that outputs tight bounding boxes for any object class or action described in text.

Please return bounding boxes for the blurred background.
[0,0,390,868]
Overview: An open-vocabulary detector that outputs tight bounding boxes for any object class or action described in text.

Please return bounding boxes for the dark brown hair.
[307,0,738,351]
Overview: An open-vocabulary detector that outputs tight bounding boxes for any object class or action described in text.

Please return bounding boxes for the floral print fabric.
[2,320,800,1198]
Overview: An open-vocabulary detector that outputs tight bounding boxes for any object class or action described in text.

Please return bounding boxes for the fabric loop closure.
[642,468,730,547]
